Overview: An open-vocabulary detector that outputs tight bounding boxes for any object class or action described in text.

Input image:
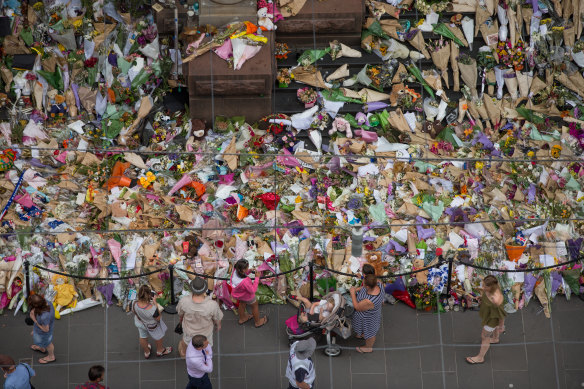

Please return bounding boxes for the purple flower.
[527,184,536,204]
[347,197,363,210]
[137,35,147,47]
[108,53,118,67]
[471,132,494,150]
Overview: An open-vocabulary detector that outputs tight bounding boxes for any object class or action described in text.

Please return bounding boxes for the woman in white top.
[132,285,173,358]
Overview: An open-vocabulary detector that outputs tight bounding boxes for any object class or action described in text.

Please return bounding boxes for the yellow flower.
[295,196,302,203]
[73,19,83,29]
[57,43,65,52]
[475,161,484,171]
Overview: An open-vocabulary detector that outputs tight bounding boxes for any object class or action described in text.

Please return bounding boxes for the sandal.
[238,315,253,325]
[39,356,56,364]
[356,347,372,353]
[30,345,47,353]
[465,357,484,365]
[144,344,152,359]
[254,316,268,328]
[156,346,172,357]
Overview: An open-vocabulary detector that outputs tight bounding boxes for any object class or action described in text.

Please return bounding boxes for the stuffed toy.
[257,7,277,31]
[329,117,352,138]
[51,274,78,319]
[413,258,428,284]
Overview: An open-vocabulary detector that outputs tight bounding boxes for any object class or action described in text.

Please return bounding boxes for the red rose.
[257,192,280,210]
[84,57,98,68]
[215,240,224,248]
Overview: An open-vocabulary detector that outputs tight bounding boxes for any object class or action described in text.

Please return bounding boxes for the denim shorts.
[33,329,53,348]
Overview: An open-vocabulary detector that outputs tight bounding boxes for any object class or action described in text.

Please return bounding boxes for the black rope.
[175,264,306,281]
[314,262,444,279]
[32,264,168,281]
[455,257,582,273]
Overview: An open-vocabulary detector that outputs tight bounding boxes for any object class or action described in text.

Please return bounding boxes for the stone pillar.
[186,32,275,123]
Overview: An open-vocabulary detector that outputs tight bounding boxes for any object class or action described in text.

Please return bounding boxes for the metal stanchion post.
[24,260,30,299]
[309,261,314,302]
[164,264,178,314]
[445,255,453,297]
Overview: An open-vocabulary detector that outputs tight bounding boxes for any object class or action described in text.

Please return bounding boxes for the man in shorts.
[177,277,223,358]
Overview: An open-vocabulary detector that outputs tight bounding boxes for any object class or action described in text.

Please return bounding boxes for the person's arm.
[153,307,161,322]
[33,312,50,333]
[296,296,312,309]
[349,288,374,312]
[294,368,310,389]
[251,270,262,292]
[353,299,374,312]
[200,357,213,373]
[213,301,224,330]
[295,381,310,389]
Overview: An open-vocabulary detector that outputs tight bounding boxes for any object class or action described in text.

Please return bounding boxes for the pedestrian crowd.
[1,261,506,389]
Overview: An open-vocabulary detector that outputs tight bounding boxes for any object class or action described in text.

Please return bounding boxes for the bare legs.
[467,328,493,363]
[139,337,150,355]
[250,301,267,327]
[238,300,266,327]
[237,301,252,324]
[356,336,376,353]
[178,339,187,358]
[155,339,165,354]
[39,342,56,363]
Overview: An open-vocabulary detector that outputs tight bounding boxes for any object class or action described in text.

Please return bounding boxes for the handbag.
[132,302,159,331]
[174,321,183,335]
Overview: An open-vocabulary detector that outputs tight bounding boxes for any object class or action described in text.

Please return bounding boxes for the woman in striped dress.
[350,273,385,353]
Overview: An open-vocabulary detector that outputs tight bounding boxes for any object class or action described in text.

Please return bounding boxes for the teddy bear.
[51,274,78,319]
[46,90,67,121]
[329,117,352,138]
[413,258,428,284]
[257,7,277,31]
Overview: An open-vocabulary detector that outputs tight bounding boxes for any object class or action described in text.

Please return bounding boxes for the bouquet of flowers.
[428,38,451,88]
[572,41,584,67]
[297,87,318,108]
[277,68,292,87]
[415,0,449,14]
[458,53,478,98]
[410,282,437,310]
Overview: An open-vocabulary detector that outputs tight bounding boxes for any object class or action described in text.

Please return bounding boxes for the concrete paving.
[1,297,584,389]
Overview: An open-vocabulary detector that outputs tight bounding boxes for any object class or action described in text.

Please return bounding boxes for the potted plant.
[297,87,318,108]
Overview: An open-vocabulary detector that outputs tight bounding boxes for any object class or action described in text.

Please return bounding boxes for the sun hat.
[295,338,316,360]
[190,277,208,295]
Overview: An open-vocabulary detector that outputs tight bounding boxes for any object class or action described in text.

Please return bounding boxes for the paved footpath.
[1,297,584,389]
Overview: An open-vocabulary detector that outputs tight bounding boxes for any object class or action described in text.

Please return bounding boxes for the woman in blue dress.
[350,273,385,353]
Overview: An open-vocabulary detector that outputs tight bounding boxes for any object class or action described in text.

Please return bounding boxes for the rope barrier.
[174,264,306,281]
[32,264,168,281]
[454,256,582,273]
[314,262,443,279]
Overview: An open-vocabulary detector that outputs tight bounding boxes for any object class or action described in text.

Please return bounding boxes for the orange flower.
[462,103,468,111]
[107,88,116,103]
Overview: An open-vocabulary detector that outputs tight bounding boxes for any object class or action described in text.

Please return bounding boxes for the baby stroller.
[285,291,353,357]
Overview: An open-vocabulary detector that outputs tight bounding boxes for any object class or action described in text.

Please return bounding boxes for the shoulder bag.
[132,302,159,331]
